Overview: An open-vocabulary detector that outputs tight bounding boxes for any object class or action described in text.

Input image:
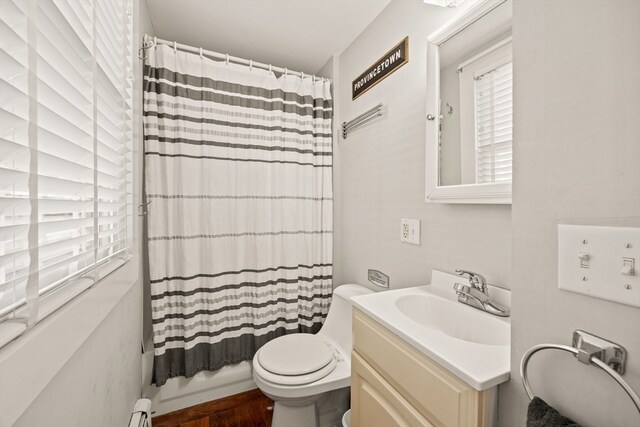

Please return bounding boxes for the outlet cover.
[401,219,420,245]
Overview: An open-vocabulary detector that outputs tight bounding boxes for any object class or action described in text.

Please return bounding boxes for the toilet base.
[272,401,318,427]
[268,387,350,427]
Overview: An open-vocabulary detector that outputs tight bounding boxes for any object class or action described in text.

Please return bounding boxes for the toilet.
[252,284,373,427]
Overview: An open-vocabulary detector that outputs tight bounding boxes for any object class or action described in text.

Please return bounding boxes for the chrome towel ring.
[520,332,640,416]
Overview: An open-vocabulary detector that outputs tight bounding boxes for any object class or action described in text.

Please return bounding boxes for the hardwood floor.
[152,388,274,427]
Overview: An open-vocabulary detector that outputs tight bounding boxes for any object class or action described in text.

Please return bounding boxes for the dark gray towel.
[527,397,582,427]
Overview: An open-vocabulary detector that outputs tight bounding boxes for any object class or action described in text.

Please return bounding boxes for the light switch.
[558,225,640,307]
[621,258,635,276]
[578,252,590,268]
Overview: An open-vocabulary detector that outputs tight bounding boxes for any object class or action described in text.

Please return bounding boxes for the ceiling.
[145,0,392,76]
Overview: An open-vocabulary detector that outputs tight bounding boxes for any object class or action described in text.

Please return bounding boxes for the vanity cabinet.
[351,308,491,427]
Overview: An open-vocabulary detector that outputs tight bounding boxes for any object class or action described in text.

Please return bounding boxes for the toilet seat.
[254,334,338,386]
[259,334,334,375]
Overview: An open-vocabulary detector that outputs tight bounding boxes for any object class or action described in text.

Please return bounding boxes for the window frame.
[425,0,512,205]
[0,0,135,348]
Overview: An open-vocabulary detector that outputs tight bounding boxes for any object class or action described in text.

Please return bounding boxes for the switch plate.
[400,219,420,245]
[558,225,640,307]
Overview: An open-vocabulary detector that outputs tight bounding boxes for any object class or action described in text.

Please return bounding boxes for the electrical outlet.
[401,222,410,240]
[400,219,420,245]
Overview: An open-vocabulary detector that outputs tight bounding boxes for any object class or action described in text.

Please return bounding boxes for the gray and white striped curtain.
[143,44,333,386]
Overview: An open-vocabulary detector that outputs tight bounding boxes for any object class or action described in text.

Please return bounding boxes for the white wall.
[0,2,153,425]
[335,0,512,290]
[317,55,344,287]
[499,1,640,426]
[13,283,142,427]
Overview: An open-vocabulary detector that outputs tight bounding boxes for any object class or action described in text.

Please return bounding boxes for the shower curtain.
[144,44,333,386]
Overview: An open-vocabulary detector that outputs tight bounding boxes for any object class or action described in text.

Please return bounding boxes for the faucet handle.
[453,282,470,294]
[455,269,487,290]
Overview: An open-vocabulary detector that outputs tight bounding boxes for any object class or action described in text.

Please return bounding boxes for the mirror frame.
[425,0,512,204]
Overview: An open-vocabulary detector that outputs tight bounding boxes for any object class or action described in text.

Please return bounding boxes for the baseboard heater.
[128,399,152,427]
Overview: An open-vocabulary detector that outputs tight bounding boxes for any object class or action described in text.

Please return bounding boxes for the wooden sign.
[352,37,409,100]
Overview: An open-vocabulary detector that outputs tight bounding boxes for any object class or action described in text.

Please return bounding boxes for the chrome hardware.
[138,35,154,60]
[453,283,510,317]
[572,330,627,374]
[455,269,488,293]
[342,104,383,139]
[138,201,152,216]
[426,114,436,121]
[453,269,509,317]
[446,102,454,115]
[520,331,639,415]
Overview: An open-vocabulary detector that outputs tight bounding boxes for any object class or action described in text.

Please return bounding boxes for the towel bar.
[520,330,640,415]
[341,103,383,139]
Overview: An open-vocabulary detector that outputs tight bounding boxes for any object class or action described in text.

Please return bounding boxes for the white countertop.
[351,270,511,391]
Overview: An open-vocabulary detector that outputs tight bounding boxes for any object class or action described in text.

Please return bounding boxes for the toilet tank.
[318,284,373,354]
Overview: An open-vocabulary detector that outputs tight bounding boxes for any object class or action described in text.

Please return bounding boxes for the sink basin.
[350,269,511,391]
[395,294,509,346]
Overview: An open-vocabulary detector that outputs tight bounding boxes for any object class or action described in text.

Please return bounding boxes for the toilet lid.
[258,334,334,376]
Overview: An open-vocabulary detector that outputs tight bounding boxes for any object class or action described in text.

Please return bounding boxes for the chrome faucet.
[453,269,510,317]
[455,269,487,293]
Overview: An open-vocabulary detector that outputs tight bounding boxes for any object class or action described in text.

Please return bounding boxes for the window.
[0,0,133,346]
[475,61,513,183]
[457,38,512,185]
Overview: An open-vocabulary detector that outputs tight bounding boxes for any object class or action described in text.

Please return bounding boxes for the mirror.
[425,0,513,204]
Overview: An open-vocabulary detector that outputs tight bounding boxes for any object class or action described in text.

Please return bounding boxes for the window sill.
[0,256,139,427]
[0,256,129,348]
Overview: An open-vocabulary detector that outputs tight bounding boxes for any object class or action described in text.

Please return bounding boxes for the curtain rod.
[142,34,330,82]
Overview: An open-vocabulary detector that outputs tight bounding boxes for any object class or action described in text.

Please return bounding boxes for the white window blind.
[475,61,513,183]
[0,0,133,345]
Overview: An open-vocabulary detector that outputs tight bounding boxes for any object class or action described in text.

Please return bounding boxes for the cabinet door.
[351,351,434,427]
[353,309,488,427]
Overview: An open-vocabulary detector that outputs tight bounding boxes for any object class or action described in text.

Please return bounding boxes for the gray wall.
[335,0,512,290]
[500,1,640,426]
[337,0,640,425]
